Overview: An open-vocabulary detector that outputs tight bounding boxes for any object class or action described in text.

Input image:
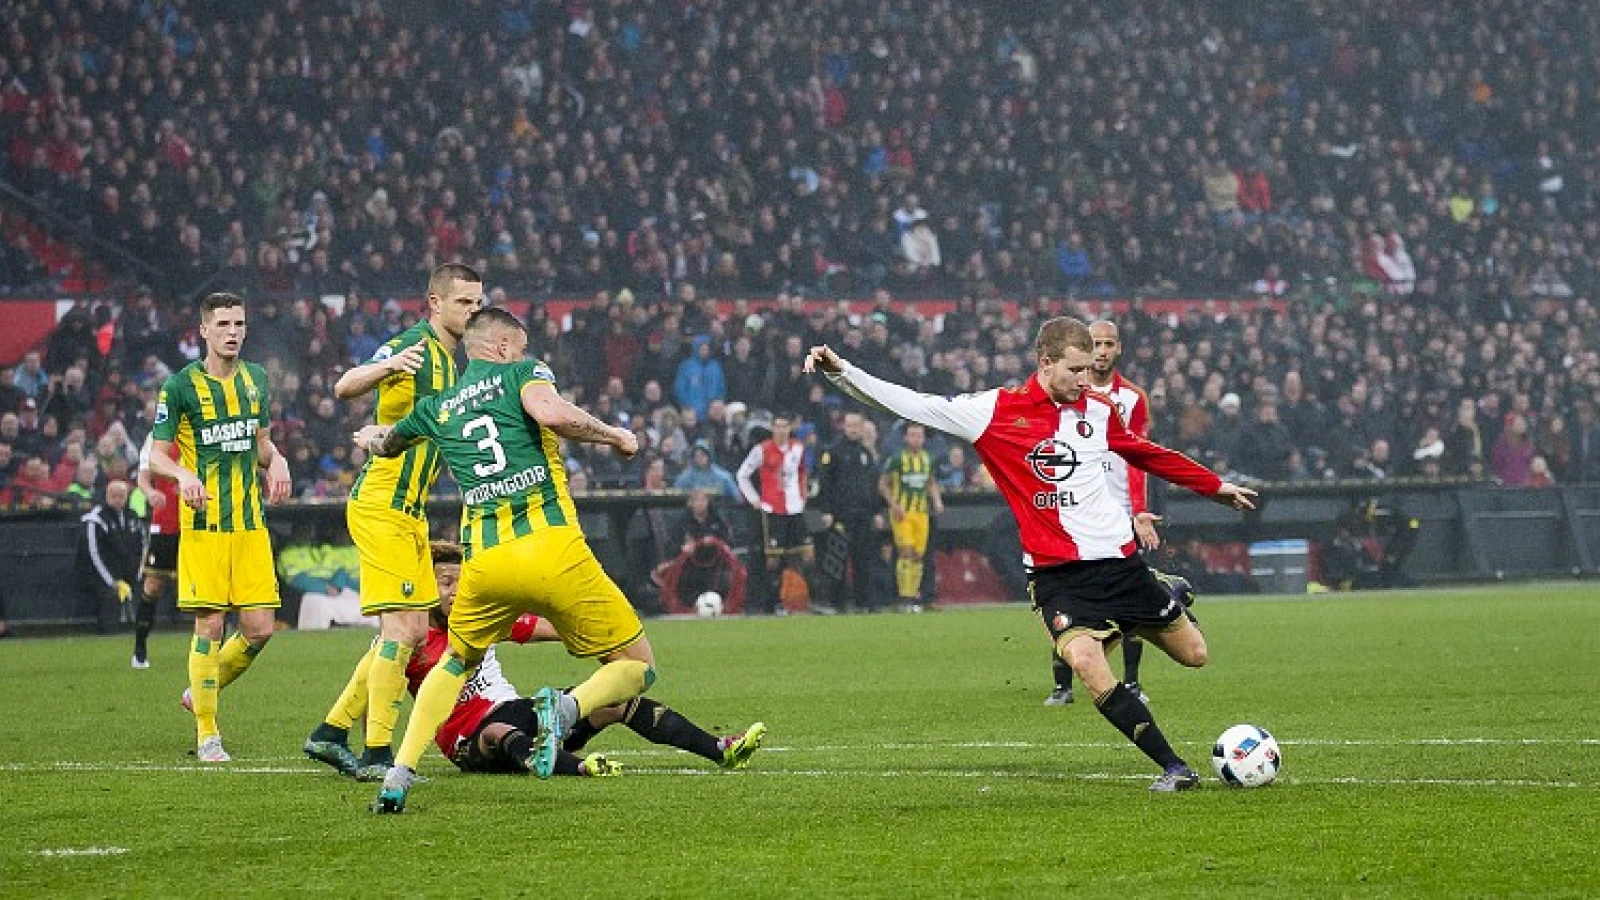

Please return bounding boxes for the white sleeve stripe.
[829,364,994,443]
[735,445,763,507]
[85,516,115,587]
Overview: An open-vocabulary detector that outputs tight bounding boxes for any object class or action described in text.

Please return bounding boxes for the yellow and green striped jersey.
[349,320,459,518]
[394,358,578,560]
[885,448,934,514]
[151,360,271,533]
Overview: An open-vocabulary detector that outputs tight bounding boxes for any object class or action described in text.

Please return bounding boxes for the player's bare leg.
[355,608,431,779]
[133,571,166,668]
[1060,632,1198,791]
[188,611,227,761]
[534,637,657,778]
[1136,618,1208,669]
[474,722,619,777]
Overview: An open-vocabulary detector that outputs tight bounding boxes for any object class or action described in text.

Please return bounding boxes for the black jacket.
[78,503,145,589]
[815,438,880,518]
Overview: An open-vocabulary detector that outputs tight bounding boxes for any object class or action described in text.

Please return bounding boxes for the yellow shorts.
[891,511,930,555]
[449,526,643,660]
[178,528,279,611]
[347,501,439,615]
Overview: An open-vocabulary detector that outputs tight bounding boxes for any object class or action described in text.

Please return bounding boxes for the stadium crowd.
[4,0,1600,514]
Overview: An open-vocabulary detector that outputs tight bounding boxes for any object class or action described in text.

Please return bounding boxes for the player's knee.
[1178,640,1208,668]
[479,722,514,749]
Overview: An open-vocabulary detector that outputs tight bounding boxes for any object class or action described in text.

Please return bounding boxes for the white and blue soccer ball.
[694,591,724,618]
[1212,724,1282,788]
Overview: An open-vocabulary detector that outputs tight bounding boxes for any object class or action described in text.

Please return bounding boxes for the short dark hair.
[465,306,526,338]
[429,540,464,565]
[199,292,245,321]
[429,263,481,298]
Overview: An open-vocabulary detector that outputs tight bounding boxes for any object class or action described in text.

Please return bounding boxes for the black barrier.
[3,481,1594,628]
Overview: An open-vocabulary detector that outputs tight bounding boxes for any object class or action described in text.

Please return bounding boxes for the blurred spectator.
[653,489,747,616]
[1492,415,1537,487]
[673,336,726,419]
[674,440,741,502]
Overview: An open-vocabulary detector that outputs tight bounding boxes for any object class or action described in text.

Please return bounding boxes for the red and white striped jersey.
[138,435,181,535]
[1096,372,1151,516]
[736,439,808,514]
[829,365,1219,569]
[406,615,540,761]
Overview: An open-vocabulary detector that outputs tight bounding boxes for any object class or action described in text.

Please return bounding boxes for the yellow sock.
[216,633,264,689]
[325,639,378,731]
[896,556,922,600]
[188,635,222,742]
[395,655,470,770]
[365,640,415,749]
[570,659,652,719]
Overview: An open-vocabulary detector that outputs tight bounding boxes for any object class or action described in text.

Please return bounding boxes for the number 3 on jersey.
[463,414,508,477]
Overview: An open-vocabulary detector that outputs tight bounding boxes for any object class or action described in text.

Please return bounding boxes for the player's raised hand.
[1213,482,1258,511]
[803,345,845,375]
[147,490,167,511]
[1133,512,1163,550]
[386,341,427,376]
[177,471,209,511]
[265,455,292,504]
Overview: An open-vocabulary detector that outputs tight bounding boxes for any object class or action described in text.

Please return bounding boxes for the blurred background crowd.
[5,0,1600,515]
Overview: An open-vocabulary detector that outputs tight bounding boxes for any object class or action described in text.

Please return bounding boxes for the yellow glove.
[115,580,133,603]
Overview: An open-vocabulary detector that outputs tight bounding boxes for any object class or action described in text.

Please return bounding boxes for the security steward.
[815,412,883,611]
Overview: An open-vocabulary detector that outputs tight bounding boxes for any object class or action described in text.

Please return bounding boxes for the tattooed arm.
[520,381,639,457]
[353,425,421,459]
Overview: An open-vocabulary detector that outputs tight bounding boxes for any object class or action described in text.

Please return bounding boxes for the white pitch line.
[3,762,1595,790]
[32,847,130,857]
[5,736,1595,771]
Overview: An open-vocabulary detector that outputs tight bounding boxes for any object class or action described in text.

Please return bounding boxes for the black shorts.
[144,533,179,574]
[1030,555,1184,644]
[453,699,538,774]
[761,513,812,556]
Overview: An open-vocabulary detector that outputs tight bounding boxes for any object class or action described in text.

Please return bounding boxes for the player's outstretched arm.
[804,345,995,442]
[334,341,426,400]
[520,381,639,457]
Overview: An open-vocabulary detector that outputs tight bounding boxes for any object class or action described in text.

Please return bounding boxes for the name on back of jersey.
[200,418,258,453]
[464,465,548,506]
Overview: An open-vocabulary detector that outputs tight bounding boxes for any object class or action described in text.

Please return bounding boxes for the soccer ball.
[1212,724,1282,788]
[693,591,724,618]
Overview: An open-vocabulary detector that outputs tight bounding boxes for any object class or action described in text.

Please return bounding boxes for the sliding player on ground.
[357,307,659,812]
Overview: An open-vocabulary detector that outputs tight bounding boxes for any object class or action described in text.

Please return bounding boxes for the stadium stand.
[3,0,1600,515]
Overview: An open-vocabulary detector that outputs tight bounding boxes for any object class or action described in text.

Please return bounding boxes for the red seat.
[934,549,1009,604]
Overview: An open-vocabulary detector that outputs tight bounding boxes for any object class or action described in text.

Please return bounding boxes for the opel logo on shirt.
[1026,438,1080,483]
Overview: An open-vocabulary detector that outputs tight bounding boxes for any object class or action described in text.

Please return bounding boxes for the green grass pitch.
[2,583,1598,898]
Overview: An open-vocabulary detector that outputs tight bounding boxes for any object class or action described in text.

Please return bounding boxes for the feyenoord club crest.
[1052,613,1071,632]
[1076,419,1094,438]
[1026,438,1080,483]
